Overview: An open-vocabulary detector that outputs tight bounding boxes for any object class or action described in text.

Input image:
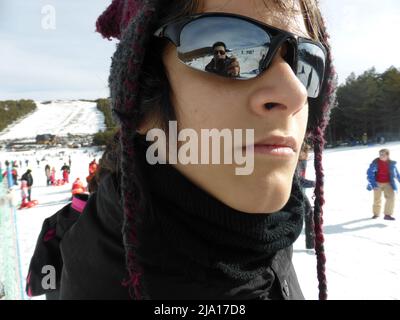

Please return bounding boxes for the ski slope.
[0,102,399,300]
[0,100,106,140]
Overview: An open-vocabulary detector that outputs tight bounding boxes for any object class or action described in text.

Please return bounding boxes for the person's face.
[213,45,226,60]
[159,0,311,214]
[379,152,389,161]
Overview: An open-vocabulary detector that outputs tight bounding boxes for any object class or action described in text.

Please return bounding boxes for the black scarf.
[135,140,305,299]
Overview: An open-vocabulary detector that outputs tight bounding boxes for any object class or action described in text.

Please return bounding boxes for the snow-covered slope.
[0,100,106,140]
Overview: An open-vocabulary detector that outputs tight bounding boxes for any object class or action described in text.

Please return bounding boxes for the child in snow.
[21,169,33,202]
[45,164,51,186]
[61,163,70,184]
[367,149,400,220]
[20,180,28,208]
[50,167,56,185]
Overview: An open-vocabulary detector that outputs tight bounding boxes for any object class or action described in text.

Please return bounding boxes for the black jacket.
[205,56,238,77]
[27,170,304,300]
[26,193,89,299]
[21,172,33,187]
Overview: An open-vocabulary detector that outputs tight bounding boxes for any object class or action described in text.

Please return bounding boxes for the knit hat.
[96,0,336,300]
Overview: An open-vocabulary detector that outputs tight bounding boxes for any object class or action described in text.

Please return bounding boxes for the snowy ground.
[293,142,400,300]
[0,100,105,140]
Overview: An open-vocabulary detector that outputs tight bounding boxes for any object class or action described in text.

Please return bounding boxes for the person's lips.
[245,135,298,157]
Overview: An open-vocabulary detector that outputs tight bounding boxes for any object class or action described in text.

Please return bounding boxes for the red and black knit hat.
[96,0,336,300]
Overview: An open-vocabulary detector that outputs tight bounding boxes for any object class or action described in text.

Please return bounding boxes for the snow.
[1,101,400,299]
[293,142,400,300]
[0,100,106,140]
[0,148,103,300]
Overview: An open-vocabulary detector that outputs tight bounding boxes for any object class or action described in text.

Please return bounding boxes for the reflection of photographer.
[205,42,240,77]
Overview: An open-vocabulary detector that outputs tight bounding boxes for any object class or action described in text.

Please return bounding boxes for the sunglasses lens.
[173,16,326,97]
[177,17,271,79]
[297,42,326,98]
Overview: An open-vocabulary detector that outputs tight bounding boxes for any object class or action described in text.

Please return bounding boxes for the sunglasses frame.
[154,12,328,98]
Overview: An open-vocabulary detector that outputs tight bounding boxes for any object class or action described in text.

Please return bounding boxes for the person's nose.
[247,52,308,118]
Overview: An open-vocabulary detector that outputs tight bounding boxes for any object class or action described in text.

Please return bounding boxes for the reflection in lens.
[297,42,326,98]
[178,17,271,79]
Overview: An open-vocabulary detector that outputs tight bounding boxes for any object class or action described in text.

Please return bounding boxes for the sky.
[0,0,116,100]
[320,0,400,83]
[0,0,399,101]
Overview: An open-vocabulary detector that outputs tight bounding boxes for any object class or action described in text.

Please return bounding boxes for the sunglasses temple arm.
[153,25,180,46]
[153,26,164,37]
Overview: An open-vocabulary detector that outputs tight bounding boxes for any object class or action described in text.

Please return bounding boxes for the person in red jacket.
[61,163,70,184]
[367,149,400,220]
[71,178,85,195]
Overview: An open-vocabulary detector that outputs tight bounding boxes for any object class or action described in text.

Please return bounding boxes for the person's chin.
[225,173,293,214]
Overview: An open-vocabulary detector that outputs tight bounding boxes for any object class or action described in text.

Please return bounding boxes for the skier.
[68,155,72,168]
[21,169,34,202]
[367,149,400,220]
[61,163,70,184]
